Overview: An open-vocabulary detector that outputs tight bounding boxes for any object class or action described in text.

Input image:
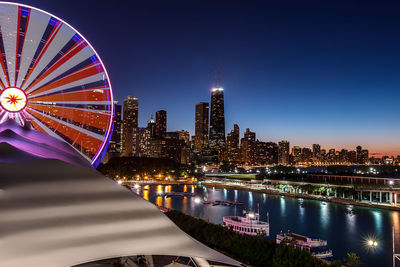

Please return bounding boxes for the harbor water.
[136,184,400,266]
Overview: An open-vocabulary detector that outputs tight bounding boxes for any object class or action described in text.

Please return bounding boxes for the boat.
[209,200,244,206]
[223,209,270,237]
[276,231,333,259]
[164,192,194,198]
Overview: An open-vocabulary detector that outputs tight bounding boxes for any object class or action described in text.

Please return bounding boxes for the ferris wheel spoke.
[27,112,93,162]
[20,17,63,89]
[0,29,10,88]
[26,55,98,95]
[24,37,87,91]
[28,86,110,104]
[15,7,31,86]
[27,107,102,155]
[0,4,18,87]
[26,63,103,96]
[29,103,110,130]
[27,106,104,140]
[16,9,50,88]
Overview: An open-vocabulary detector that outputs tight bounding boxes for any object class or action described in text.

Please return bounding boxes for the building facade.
[209,88,225,149]
[226,124,240,163]
[194,102,209,151]
[240,128,256,164]
[122,96,138,156]
[106,102,122,160]
[278,140,290,165]
[155,110,167,139]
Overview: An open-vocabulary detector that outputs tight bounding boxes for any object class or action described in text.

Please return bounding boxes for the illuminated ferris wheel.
[0,2,114,166]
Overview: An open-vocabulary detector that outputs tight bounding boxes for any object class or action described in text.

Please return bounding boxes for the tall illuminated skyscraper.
[155,110,167,138]
[278,140,290,165]
[209,75,225,149]
[122,96,138,156]
[107,102,122,159]
[226,124,240,162]
[195,102,209,150]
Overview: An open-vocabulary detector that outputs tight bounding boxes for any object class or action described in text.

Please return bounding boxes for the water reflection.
[143,189,149,201]
[345,211,356,232]
[156,196,162,207]
[372,211,383,236]
[143,184,396,266]
[320,202,329,229]
[182,196,188,213]
[299,202,305,221]
[248,191,253,209]
[165,196,172,209]
[280,197,285,215]
[392,212,400,255]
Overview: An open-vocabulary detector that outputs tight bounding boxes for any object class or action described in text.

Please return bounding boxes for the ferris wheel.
[0,2,114,167]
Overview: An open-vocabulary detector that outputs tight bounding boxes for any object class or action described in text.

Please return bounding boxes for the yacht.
[223,209,270,237]
[276,231,332,258]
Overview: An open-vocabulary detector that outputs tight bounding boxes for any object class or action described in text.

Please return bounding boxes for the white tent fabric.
[0,121,240,267]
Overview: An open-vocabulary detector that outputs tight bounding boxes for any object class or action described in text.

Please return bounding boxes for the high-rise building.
[155,110,167,138]
[301,147,312,163]
[147,114,156,139]
[312,144,321,162]
[177,130,191,146]
[265,142,278,165]
[361,149,369,164]
[292,146,302,163]
[278,140,290,165]
[137,127,150,157]
[226,124,240,162]
[106,102,122,159]
[122,96,138,156]
[209,85,225,149]
[194,102,209,150]
[240,128,256,164]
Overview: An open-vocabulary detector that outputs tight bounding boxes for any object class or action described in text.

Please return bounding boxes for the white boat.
[223,209,270,237]
[276,231,333,258]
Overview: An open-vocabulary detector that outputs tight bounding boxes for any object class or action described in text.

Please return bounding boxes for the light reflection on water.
[142,184,399,266]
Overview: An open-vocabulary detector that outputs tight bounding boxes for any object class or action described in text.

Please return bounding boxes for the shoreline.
[202,182,400,212]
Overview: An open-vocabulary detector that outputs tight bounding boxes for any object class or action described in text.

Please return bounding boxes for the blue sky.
[18,0,400,155]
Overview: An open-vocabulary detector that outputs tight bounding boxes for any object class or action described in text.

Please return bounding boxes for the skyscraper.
[240,128,256,164]
[122,96,138,156]
[106,102,122,159]
[147,114,156,139]
[209,79,225,149]
[155,110,167,139]
[226,124,240,162]
[194,102,209,151]
[278,140,290,165]
[292,146,301,163]
[312,144,321,162]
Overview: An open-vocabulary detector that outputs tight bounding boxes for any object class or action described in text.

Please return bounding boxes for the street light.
[367,239,378,267]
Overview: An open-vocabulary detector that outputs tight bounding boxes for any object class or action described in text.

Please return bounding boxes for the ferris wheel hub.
[0,87,27,113]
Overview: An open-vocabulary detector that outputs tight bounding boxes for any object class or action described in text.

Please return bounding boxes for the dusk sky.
[17,0,400,156]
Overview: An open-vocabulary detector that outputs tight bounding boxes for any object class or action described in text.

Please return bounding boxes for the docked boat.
[223,209,270,237]
[164,192,194,198]
[276,231,333,259]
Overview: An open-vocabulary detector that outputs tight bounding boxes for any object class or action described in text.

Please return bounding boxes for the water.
[137,184,400,266]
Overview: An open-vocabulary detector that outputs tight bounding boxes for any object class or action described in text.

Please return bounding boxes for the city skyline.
[21,0,400,156]
[116,92,397,158]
